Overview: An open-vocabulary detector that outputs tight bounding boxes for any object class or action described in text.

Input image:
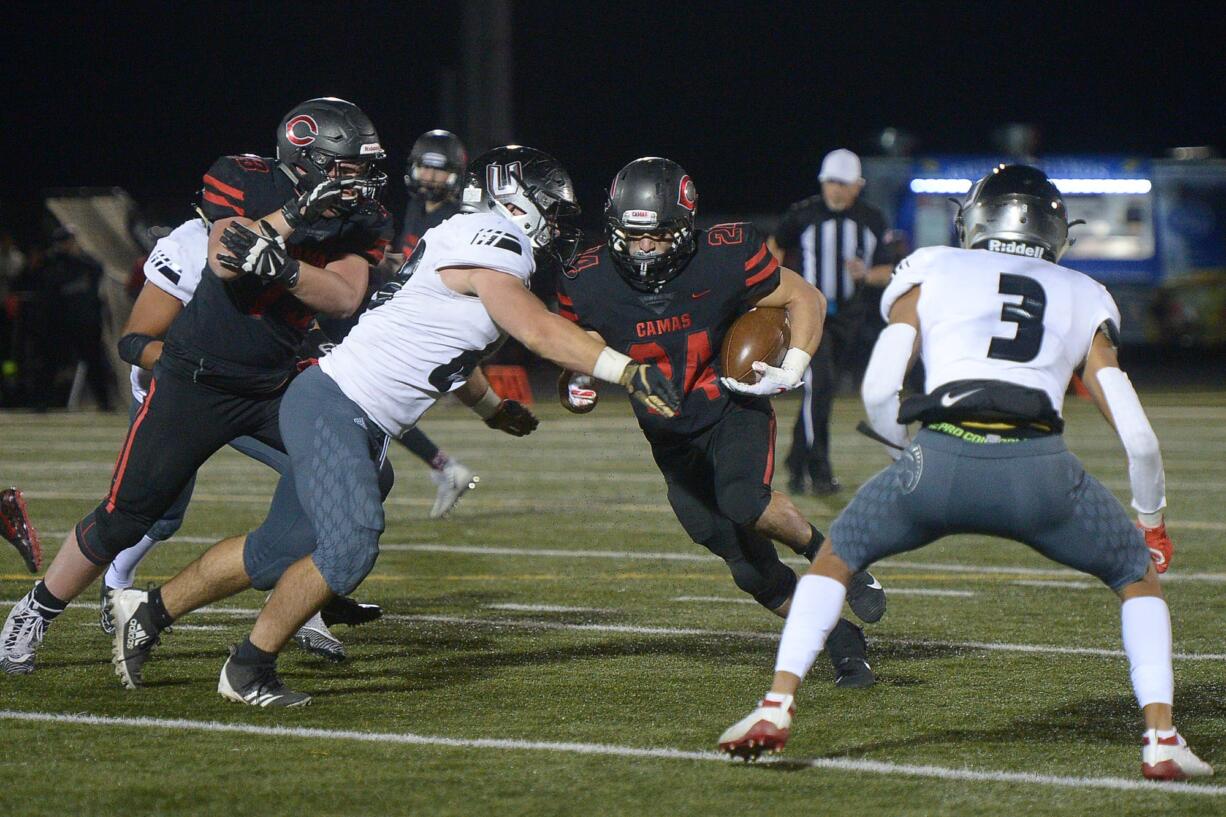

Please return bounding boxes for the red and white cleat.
[718,694,794,761]
[1141,729,1214,780]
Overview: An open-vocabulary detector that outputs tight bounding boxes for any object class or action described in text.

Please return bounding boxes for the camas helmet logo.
[623,209,659,228]
[285,115,319,147]
[486,161,524,198]
[677,175,697,212]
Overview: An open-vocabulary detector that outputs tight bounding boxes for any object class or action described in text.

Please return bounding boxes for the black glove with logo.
[620,363,681,417]
[484,399,540,437]
[280,177,360,230]
[217,220,300,287]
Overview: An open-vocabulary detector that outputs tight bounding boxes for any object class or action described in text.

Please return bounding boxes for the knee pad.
[312,530,380,596]
[145,514,184,543]
[78,504,153,566]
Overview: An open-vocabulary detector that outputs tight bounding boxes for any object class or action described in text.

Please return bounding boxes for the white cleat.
[717,695,794,761]
[1,589,48,675]
[292,612,346,662]
[429,460,479,519]
[1142,729,1214,780]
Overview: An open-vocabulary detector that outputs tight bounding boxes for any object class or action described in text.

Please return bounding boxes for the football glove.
[721,348,810,396]
[280,177,361,230]
[218,220,301,287]
[620,363,680,418]
[558,370,598,414]
[484,399,539,437]
[1137,517,1172,574]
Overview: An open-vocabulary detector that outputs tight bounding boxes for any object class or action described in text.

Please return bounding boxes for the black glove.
[280,177,360,230]
[620,363,681,417]
[217,220,301,287]
[484,399,540,437]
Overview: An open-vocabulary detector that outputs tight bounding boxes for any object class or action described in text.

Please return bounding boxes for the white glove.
[558,371,598,413]
[721,348,810,396]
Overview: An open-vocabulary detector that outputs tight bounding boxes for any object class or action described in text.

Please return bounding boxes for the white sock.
[773,575,847,679]
[104,535,160,589]
[1121,596,1174,709]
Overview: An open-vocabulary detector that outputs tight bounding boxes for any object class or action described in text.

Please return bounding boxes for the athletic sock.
[105,534,160,588]
[774,574,847,679]
[31,581,68,620]
[1120,596,1174,708]
[802,525,825,562]
[232,637,277,667]
[429,451,450,471]
[145,588,176,631]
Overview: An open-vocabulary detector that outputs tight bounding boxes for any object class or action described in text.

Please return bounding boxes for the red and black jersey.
[163,154,391,393]
[395,193,462,256]
[559,222,781,435]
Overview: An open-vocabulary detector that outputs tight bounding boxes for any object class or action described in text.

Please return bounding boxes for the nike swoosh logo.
[866,578,883,590]
[691,289,711,299]
[940,388,982,408]
[1148,547,1167,567]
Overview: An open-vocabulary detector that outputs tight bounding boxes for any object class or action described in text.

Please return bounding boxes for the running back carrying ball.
[721,307,790,383]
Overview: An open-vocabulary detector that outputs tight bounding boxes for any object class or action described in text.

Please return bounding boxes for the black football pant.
[648,400,797,611]
[75,362,285,566]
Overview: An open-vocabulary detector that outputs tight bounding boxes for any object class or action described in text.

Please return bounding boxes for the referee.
[768,149,892,496]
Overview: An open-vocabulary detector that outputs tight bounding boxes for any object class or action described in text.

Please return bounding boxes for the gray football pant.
[830,429,1150,592]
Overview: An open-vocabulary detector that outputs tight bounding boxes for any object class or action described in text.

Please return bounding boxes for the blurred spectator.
[768,149,892,496]
[34,226,113,411]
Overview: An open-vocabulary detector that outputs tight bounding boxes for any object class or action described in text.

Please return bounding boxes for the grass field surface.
[3,388,1226,816]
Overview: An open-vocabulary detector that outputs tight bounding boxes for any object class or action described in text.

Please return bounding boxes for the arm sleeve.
[1095,367,1165,515]
[739,223,782,303]
[861,323,917,458]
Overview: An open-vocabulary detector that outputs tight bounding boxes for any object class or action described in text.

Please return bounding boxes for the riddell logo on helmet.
[360,143,383,155]
[285,115,319,147]
[988,239,1045,257]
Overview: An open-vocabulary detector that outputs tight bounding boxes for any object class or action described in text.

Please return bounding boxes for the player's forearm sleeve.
[1096,367,1165,515]
[860,323,916,458]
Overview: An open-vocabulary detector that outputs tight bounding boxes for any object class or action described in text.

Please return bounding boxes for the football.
[720,307,790,383]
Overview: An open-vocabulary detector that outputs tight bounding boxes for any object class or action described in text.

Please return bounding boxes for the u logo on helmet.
[677,175,697,212]
[285,115,319,147]
[486,162,523,198]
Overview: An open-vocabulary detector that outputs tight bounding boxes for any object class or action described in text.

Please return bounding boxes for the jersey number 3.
[988,273,1046,363]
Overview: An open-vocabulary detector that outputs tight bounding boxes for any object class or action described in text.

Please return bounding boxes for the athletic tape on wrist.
[471,388,503,420]
[593,347,634,385]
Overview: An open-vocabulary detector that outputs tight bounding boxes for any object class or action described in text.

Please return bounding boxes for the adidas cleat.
[1141,729,1214,780]
[109,588,164,689]
[718,695,794,760]
[292,612,346,662]
[1,589,48,675]
[847,570,886,624]
[1,487,41,574]
[218,650,311,707]
[429,460,479,518]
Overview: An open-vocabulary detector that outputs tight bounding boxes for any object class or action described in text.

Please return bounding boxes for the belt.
[924,420,1055,444]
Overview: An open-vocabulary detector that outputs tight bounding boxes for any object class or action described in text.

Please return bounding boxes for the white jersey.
[130,219,209,402]
[881,245,1120,417]
[320,211,535,437]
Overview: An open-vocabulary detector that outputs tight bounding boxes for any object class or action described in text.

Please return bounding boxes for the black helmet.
[956,164,1072,262]
[275,97,388,202]
[406,129,468,202]
[605,157,697,292]
[463,145,581,266]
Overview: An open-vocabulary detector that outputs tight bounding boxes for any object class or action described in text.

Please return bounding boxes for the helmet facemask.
[607,215,696,292]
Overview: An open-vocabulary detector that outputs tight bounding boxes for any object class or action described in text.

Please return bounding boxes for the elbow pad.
[861,323,916,458]
[1096,367,1165,515]
[117,333,156,367]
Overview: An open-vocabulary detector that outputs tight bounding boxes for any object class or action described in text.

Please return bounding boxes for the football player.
[718,165,1211,781]
[95,213,383,661]
[106,146,681,706]
[325,128,478,519]
[1,487,40,574]
[557,158,887,687]
[2,97,392,676]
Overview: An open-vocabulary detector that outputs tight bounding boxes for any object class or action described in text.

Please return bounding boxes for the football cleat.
[109,588,165,689]
[847,570,887,624]
[1,487,41,573]
[1137,519,1173,574]
[1,589,49,675]
[320,595,383,628]
[218,649,311,708]
[98,581,116,635]
[827,618,876,688]
[429,460,479,518]
[718,695,795,760]
[1141,729,1213,780]
[292,612,346,662]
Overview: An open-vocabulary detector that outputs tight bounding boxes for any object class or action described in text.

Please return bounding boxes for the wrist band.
[593,347,634,384]
[471,388,502,419]
[780,347,812,374]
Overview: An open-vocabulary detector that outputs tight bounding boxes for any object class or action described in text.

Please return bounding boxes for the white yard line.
[1012,580,1096,590]
[0,709,1220,797]
[486,603,614,613]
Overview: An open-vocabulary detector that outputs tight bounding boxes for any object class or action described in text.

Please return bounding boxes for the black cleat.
[320,595,382,628]
[1,487,41,573]
[218,650,311,707]
[786,474,806,495]
[827,618,875,688]
[847,570,887,624]
[811,477,842,497]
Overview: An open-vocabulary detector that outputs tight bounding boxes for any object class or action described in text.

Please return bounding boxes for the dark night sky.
[3,1,1225,242]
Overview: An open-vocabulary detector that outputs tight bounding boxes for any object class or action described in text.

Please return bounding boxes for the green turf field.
[3,390,1226,816]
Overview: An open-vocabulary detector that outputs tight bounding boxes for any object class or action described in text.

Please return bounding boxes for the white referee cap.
[818,149,862,184]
